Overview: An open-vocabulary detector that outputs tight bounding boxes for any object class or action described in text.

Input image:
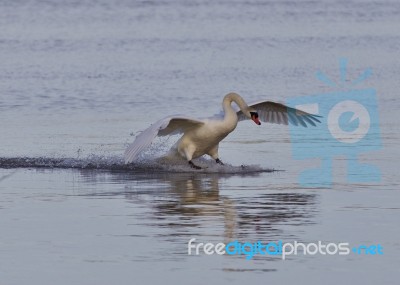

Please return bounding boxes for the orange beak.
[251,114,261,125]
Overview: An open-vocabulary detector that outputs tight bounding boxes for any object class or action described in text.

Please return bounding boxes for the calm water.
[0,0,399,284]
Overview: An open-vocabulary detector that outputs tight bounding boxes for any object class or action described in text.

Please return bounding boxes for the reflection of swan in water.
[78,170,318,241]
[148,173,239,240]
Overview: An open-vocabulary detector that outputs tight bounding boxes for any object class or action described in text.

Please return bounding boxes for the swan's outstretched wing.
[237,101,321,127]
[124,116,204,163]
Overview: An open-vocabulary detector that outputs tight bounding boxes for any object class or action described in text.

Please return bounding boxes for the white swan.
[125,92,321,169]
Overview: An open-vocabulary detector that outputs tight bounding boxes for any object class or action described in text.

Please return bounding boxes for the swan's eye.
[250,111,258,118]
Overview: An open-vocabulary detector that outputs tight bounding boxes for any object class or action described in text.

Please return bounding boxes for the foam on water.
[0,155,274,174]
[0,133,275,174]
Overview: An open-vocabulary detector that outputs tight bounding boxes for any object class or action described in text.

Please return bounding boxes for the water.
[0,0,399,284]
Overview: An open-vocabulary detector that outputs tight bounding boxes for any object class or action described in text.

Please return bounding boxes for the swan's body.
[125,93,321,168]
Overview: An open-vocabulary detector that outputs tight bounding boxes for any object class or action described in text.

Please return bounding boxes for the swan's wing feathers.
[238,101,321,127]
[124,116,204,163]
[158,117,204,136]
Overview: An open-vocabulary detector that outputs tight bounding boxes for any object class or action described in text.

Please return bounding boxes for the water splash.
[0,155,274,174]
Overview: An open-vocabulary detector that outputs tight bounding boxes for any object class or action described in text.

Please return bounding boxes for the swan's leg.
[208,145,224,165]
[181,143,202,169]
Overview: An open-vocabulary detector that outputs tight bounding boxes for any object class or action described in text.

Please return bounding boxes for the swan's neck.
[222,92,249,118]
[220,92,248,131]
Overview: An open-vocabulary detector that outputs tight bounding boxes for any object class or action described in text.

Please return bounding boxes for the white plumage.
[125,93,321,169]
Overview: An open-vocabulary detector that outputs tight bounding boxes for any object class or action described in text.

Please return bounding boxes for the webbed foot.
[189,161,201,170]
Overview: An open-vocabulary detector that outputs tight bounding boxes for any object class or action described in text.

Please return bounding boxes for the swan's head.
[249,111,261,125]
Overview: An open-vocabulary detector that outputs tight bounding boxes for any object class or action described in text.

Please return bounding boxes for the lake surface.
[0,0,399,284]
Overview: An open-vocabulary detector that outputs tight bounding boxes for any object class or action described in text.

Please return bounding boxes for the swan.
[125,92,321,169]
